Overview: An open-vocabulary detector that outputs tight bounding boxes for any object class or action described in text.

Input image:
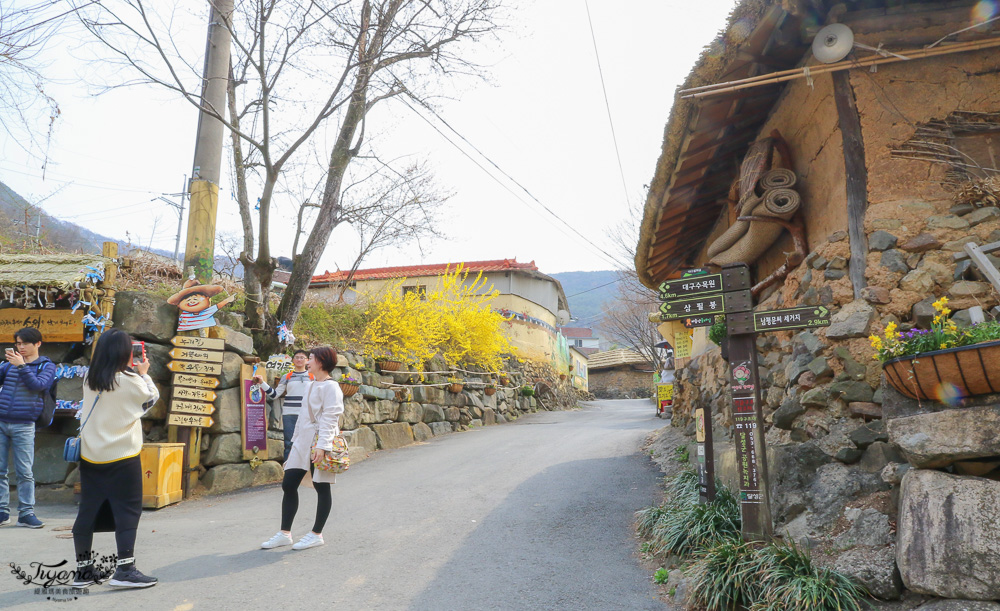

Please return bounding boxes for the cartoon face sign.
[178,292,212,313]
[167,279,237,332]
[732,362,752,385]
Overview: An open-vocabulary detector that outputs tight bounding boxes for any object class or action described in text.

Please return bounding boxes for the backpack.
[35,362,58,429]
[284,371,315,381]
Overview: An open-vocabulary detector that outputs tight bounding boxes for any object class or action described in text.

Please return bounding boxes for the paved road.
[1,399,666,610]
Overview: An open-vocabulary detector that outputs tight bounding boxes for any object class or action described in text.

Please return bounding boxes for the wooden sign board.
[240,363,269,460]
[166,413,213,428]
[171,336,225,351]
[726,305,832,335]
[173,373,220,389]
[168,361,223,375]
[0,309,85,343]
[170,400,216,415]
[658,265,751,299]
[172,387,217,403]
[673,331,693,358]
[659,289,752,320]
[168,347,224,363]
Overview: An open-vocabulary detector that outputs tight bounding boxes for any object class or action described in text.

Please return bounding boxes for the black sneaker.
[108,565,158,589]
[72,564,98,589]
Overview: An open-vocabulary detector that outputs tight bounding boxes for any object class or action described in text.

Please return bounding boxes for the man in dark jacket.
[0,327,56,529]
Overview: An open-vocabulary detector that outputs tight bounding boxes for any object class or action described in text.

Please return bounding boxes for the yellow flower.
[940,296,949,304]
[940,343,948,349]
[933,315,941,324]
[869,335,883,349]
[942,308,951,316]
[885,322,898,336]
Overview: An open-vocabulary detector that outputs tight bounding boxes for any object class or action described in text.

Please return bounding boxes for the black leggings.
[280,468,332,534]
[73,456,142,564]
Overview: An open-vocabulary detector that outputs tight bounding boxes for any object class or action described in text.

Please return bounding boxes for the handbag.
[306,381,349,473]
[64,394,100,463]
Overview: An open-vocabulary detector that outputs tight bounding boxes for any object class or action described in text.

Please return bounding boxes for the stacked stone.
[667,201,1000,602]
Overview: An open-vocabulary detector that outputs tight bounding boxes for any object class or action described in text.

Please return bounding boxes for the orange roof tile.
[311,259,538,283]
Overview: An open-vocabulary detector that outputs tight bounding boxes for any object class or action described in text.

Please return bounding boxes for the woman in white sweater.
[258,346,344,551]
[71,329,159,590]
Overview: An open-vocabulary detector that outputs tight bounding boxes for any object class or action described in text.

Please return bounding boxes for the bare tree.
[77,0,504,355]
[331,160,448,301]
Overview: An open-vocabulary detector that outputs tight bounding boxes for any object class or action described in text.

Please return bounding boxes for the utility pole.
[184,0,234,284]
[157,174,188,263]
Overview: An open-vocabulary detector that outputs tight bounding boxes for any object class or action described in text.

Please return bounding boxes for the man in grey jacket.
[264,350,312,462]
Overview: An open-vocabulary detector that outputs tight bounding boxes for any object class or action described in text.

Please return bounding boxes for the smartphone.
[131,341,146,367]
[4,348,14,357]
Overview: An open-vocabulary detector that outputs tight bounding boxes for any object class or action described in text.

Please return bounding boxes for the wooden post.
[92,242,119,355]
[696,404,716,503]
[832,71,869,299]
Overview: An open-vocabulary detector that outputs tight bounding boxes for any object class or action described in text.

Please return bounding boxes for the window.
[402,285,427,300]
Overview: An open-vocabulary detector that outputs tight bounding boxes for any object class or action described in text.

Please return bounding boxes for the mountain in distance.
[549,270,620,328]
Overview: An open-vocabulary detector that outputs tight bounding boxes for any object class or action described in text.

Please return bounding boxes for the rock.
[953,458,1000,476]
[900,269,935,293]
[868,231,898,251]
[966,206,1000,226]
[482,408,497,425]
[811,256,829,269]
[769,441,833,523]
[927,214,970,230]
[340,396,364,430]
[859,441,903,474]
[443,407,461,422]
[897,469,1000,599]
[920,260,953,286]
[872,218,903,230]
[201,464,253,494]
[372,422,414,449]
[785,354,813,385]
[797,371,817,389]
[343,426,377,459]
[801,287,819,305]
[835,508,893,549]
[827,256,848,270]
[880,249,910,273]
[900,201,935,213]
[412,386,445,404]
[888,406,1000,467]
[773,397,805,430]
[218,352,245,389]
[830,381,874,403]
[944,236,979,252]
[834,545,903,600]
[266,437,283,459]
[824,269,846,280]
[826,300,876,339]
[208,387,241,434]
[835,447,863,463]
[204,433,243,466]
[396,402,423,424]
[412,422,433,442]
[794,331,826,355]
[841,357,867,381]
[112,291,179,342]
[251,460,283,486]
[421,404,445,423]
[807,357,833,380]
[849,420,887,449]
[809,462,887,522]
[800,387,828,407]
[911,298,937,329]
[428,422,453,436]
[950,202,976,216]
[144,342,174,383]
[216,325,254,356]
[32,433,72,484]
[949,281,990,297]
[952,309,975,327]
[915,601,1000,611]
[849,401,882,420]
[900,234,942,253]
[861,286,891,304]
[828,230,848,242]
[906,252,923,269]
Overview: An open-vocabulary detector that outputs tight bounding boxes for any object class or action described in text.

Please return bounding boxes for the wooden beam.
[963,243,1000,294]
[833,71,869,299]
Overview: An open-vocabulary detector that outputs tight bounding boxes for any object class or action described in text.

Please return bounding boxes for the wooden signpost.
[169,347,225,363]
[173,373,220,389]
[167,413,214,428]
[172,387,217,403]
[170,336,226,351]
[655,263,833,541]
[167,360,223,375]
[170,400,216,416]
[0,309,86,343]
[240,363,269,462]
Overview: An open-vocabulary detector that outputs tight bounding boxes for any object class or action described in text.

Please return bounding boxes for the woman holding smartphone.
[71,328,160,589]
[256,346,344,551]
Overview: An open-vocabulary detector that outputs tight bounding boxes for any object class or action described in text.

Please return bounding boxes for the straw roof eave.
[0,255,110,290]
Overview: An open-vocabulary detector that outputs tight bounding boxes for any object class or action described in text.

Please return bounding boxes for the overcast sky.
[0,0,736,276]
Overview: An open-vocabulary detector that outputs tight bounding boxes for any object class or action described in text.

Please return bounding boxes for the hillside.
[550,270,620,326]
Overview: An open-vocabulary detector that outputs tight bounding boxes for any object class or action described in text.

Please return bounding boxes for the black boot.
[107,558,158,589]
[72,561,98,589]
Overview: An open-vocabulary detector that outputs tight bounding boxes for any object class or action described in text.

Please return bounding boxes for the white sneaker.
[292,532,324,550]
[261,531,293,549]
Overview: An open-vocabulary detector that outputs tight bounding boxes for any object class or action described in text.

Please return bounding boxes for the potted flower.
[498,373,510,386]
[338,374,361,398]
[447,376,465,393]
[375,357,403,373]
[520,384,534,397]
[484,382,497,396]
[870,297,1000,400]
[353,362,367,372]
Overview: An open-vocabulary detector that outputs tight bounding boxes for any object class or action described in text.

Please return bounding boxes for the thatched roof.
[587,349,654,371]
[0,255,109,289]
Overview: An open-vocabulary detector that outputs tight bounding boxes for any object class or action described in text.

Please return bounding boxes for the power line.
[583,0,630,205]
[402,97,623,269]
[567,277,621,298]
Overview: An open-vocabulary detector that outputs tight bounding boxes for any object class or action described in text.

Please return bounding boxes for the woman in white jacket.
[258,346,344,551]
[71,328,159,589]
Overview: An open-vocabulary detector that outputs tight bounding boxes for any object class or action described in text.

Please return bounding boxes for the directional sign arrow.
[726,305,833,335]
[166,413,214,428]
[657,290,753,321]
[173,373,220,389]
[170,400,216,416]
[171,336,225,351]
[169,347,224,363]
[167,361,223,375]
[172,386,218,403]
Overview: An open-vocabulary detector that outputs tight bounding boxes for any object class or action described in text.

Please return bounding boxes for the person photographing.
[256,346,343,551]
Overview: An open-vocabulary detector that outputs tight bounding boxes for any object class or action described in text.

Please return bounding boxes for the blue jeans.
[282,415,298,463]
[0,421,36,517]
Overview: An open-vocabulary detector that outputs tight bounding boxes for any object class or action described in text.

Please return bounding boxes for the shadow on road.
[407,454,666,611]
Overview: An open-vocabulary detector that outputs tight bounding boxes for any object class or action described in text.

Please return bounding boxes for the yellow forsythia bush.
[361,265,512,371]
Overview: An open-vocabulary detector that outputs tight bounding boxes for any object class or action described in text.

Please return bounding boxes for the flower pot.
[499,375,509,386]
[448,383,464,394]
[376,359,402,373]
[883,340,1000,400]
[484,387,497,396]
[340,383,360,398]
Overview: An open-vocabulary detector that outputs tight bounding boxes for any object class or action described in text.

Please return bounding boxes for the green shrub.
[709,318,727,346]
[635,504,668,538]
[653,567,670,584]
[674,444,690,463]
[295,301,368,349]
[687,540,759,611]
[750,544,868,611]
[665,469,700,506]
[648,473,741,557]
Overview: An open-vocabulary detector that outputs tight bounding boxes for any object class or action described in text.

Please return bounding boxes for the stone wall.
[588,366,654,399]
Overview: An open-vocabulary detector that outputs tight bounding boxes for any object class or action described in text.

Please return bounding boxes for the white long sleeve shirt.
[79,371,159,464]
